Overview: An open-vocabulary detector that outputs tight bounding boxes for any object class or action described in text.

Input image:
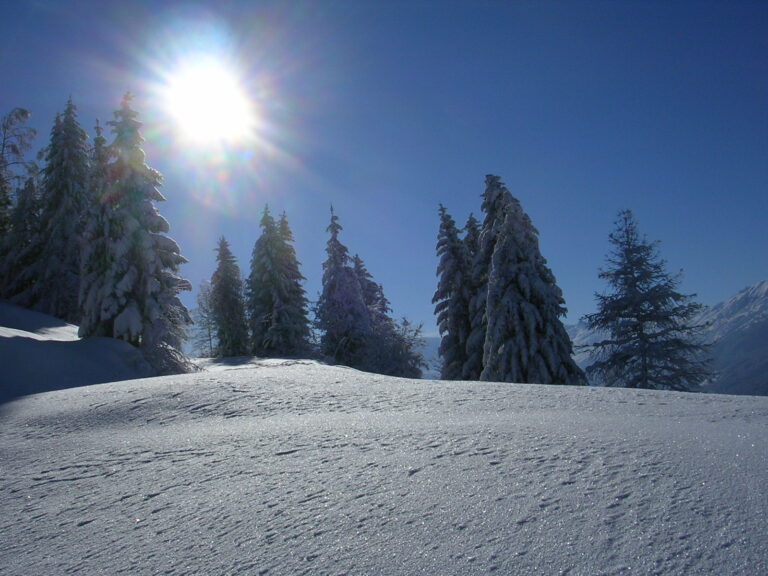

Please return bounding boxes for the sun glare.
[163,58,256,145]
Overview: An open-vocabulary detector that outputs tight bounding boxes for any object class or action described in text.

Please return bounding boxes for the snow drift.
[0,300,153,402]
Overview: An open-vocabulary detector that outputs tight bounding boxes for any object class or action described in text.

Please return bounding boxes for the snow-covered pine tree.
[246,206,278,355]
[352,253,424,378]
[352,254,390,324]
[584,209,712,391]
[315,207,372,367]
[432,204,473,380]
[79,120,114,338]
[0,108,36,239]
[210,236,249,357]
[78,93,191,373]
[0,107,37,297]
[272,212,311,355]
[480,192,585,385]
[463,212,480,261]
[246,207,311,356]
[1,176,40,300]
[464,175,511,379]
[24,99,90,322]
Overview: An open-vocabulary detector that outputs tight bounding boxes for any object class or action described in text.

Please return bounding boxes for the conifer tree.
[246,207,311,356]
[210,237,249,357]
[464,175,511,379]
[78,93,191,373]
[584,210,712,391]
[480,193,585,385]
[0,107,37,296]
[463,213,480,261]
[272,212,311,355]
[315,207,372,366]
[23,99,90,322]
[0,108,36,241]
[352,253,424,378]
[79,121,113,337]
[432,205,473,380]
[1,176,40,300]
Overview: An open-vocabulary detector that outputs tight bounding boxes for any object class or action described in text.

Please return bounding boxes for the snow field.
[2,361,767,575]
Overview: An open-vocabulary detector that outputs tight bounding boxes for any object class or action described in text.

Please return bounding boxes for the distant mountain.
[566,281,768,396]
[698,281,768,396]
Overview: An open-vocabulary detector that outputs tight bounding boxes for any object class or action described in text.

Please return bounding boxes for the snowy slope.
[698,281,768,395]
[0,300,154,402]
[2,361,767,576]
[567,281,768,395]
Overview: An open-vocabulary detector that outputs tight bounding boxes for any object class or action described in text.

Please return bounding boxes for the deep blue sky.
[2,1,766,335]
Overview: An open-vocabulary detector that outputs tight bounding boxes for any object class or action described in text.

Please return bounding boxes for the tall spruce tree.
[1,176,40,300]
[25,99,90,322]
[78,93,191,373]
[584,210,712,391]
[273,212,311,355]
[432,205,473,380]
[480,192,585,385]
[0,108,37,249]
[210,237,249,357]
[247,206,279,355]
[464,175,514,379]
[246,207,311,356]
[79,120,113,337]
[315,207,372,366]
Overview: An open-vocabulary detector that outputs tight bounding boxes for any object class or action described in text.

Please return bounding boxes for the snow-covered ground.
[2,301,768,575]
[2,360,767,575]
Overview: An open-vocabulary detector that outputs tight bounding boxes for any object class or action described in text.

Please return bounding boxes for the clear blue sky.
[2,1,766,335]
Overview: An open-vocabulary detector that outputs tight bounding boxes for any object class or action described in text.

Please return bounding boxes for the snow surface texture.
[2,359,767,575]
[0,300,153,401]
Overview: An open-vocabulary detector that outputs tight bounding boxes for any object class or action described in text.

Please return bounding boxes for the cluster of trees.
[193,208,311,359]
[433,175,585,385]
[433,176,711,391]
[192,206,424,378]
[1,97,711,389]
[315,208,424,378]
[0,96,191,373]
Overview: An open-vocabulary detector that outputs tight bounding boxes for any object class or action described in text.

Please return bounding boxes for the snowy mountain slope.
[0,300,153,402]
[697,280,768,341]
[566,280,768,395]
[698,281,768,395]
[2,362,767,576]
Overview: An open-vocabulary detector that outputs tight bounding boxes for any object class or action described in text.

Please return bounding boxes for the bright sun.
[163,58,256,145]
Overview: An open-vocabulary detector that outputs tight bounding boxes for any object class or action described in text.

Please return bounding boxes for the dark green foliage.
[584,210,713,391]
[246,207,311,357]
[211,237,249,357]
[432,205,473,380]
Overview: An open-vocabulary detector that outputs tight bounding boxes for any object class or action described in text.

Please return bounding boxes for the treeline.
[0,96,191,374]
[0,97,424,378]
[434,175,713,391]
[192,207,424,378]
[1,96,711,387]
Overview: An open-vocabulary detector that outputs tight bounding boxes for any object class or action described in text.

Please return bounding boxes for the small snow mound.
[0,299,78,341]
[0,301,154,402]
